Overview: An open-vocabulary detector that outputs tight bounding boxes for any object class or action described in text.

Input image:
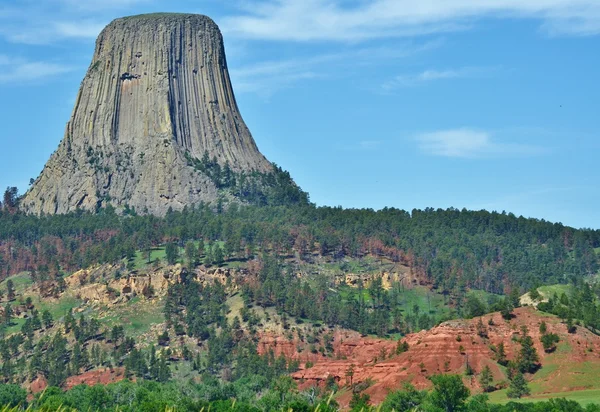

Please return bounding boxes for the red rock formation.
[259,307,600,408]
[64,367,127,390]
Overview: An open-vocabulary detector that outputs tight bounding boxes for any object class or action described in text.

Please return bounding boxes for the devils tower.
[22,13,275,216]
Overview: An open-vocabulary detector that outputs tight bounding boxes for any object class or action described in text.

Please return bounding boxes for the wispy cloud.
[382,66,497,90]
[414,128,546,158]
[0,0,151,44]
[0,55,73,84]
[231,41,442,96]
[222,0,600,42]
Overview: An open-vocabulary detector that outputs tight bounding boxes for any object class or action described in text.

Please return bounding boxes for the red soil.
[258,307,600,408]
[28,375,48,394]
[64,367,126,390]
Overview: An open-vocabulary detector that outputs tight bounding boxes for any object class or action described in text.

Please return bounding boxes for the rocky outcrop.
[257,307,600,408]
[22,13,271,216]
[65,263,242,304]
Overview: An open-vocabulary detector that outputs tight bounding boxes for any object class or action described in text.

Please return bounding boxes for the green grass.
[131,247,167,270]
[0,272,33,294]
[336,256,385,274]
[538,284,572,299]
[488,389,600,406]
[4,317,26,335]
[101,299,165,337]
[130,240,228,270]
[34,295,82,322]
[397,285,451,318]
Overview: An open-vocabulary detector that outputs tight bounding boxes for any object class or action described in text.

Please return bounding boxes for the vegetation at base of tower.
[185,151,310,207]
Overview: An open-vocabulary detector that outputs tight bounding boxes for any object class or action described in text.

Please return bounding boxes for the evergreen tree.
[184,241,198,268]
[541,333,560,353]
[157,351,171,382]
[496,342,508,366]
[213,244,224,266]
[42,310,53,329]
[479,365,494,392]
[517,328,540,374]
[6,280,15,302]
[3,304,12,326]
[507,371,530,398]
[165,242,179,265]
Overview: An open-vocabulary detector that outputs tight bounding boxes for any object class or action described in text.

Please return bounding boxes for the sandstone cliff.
[22,13,271,216]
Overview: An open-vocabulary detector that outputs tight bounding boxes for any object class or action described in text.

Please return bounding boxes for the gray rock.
[22,13,271,216]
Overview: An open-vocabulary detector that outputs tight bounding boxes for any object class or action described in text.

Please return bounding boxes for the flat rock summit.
[22,13,272,216]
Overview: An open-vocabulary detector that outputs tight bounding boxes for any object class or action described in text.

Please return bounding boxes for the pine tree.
[517,328,540,373]
[6,280,15,302]
[496,342,508,366]
[148,345,158,380]
[203,243,213,266]
[3,304,12,326]
[42,310,53,329]
[184,241,198,268]
[213,244,224,266]
[157,351,171,382]
[165,242,179,265]
[72,342,83,372]
[64,309,75,333]
[507,371,530,398]
[479,365,494,392]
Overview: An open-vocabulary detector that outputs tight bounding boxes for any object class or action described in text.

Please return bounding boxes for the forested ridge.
[0,187,599,409]
[1,199,598,295]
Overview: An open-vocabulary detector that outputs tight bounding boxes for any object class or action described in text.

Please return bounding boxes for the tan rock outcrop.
[22,13,271,216]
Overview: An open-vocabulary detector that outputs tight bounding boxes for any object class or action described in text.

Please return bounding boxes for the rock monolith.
[22,13,271,215]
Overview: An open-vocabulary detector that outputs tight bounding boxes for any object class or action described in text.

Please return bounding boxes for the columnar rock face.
[22,13,271,216]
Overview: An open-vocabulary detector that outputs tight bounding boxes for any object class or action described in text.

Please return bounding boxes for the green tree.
[42,310,53,329]
[495,342,508,366]
[165,242,179,265]
[380,383,426,412]
[500,298,514,320]
[6,280,15,301]
[428,374,470,412]
[213,244,224,266]
[507,371,530,398]
[273,375,297,405]
[540,333,560,353]
[478,365,494,392]
[466,294,486,318]
[184,241,198,268]
[349,393,371,411]
[529,287,541,301]
[0,384,27,408]
[517,328,540,373]
[3,303,13,326]
[539,321,547,335]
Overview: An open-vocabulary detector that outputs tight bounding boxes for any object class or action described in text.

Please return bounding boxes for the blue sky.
[0,0,598,228]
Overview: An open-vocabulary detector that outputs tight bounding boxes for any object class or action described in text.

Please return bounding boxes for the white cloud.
[222,0,600,42]
[57,0,151,11]
[0,55,73,84]
[414,128,546,158]
[382,66,496,90]
[230,41,441,95]
[54,21,107,39]
[0,0,151,44]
